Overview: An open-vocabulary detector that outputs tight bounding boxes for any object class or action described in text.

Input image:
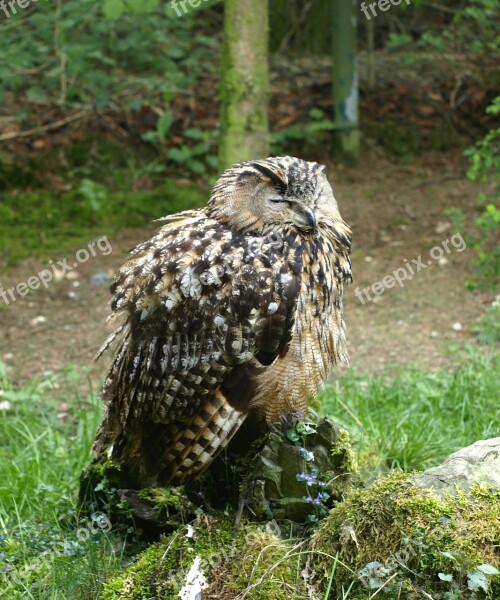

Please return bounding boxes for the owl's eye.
[269,198,290,205]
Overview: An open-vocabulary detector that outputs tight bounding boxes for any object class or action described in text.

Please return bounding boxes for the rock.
[435,221,451,234]
[30,316,47,326]
[412,437,500,496]
[241,417,355,522]
[309,441,500,599]
[91,272,113,286]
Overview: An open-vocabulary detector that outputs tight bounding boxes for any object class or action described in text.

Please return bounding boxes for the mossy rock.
[100,515,310,600]
[309,471,500,599]
[241,417,356,522]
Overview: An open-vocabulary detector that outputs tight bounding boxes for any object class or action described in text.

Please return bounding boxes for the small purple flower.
[296,472,318,486]
[3,563,10,573]
[0,552,4,560]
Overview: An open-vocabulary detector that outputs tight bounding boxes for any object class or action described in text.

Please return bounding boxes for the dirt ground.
[0,150,495,394]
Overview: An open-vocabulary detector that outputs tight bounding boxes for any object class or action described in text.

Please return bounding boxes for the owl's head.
[207,156,344,235]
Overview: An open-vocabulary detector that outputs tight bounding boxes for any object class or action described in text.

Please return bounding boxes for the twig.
[0,110,89,142]
[278,0,314,54]
[369,572,399,598]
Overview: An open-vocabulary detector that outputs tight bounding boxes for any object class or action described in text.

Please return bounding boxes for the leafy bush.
[462,97,500,289]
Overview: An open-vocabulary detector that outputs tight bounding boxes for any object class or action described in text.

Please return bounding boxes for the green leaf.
[156,109,174,139]
[102,0,125,18]
[440,551,457,561]
[166,147,188,163]
[467,570,489,592]
[296,422,316,436]
[187,159,206,174]
[477,564,500,576]
[438,573,453,582]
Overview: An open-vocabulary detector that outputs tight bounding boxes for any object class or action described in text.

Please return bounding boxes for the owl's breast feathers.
[93,211,351,484]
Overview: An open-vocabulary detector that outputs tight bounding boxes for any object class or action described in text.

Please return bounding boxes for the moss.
[137,487,195,527]
[100,515,311,600]
[310,472,500,599]
[331,429,359,479]
[101,515,236,599]
[0,177,207,269]
[209,525,308,599]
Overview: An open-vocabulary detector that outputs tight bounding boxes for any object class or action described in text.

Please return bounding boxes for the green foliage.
[0,1,216,110]
[453,0,500,55]
[0,178,207,267]
[145,125,219,176]
[320,350,500,477]
[460,97,500,289]
[471,298,500,347]
[0,0,219,179]
[384,0,500,57]
[271,109,335,155]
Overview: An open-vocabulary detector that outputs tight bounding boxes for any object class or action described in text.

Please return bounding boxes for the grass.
[0,348,498,598]
[0,365,127,599]
[321,348,499,478]
[0,175,208,268]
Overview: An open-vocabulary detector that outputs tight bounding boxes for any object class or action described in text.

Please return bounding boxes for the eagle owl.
[91,156,352,487]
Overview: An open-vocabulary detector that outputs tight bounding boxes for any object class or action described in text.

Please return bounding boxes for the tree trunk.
[332,0,360,164]
[218,0,270,170]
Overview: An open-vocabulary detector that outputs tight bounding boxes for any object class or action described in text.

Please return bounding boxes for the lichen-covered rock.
[241,417,356,522]
[412,437,500,496]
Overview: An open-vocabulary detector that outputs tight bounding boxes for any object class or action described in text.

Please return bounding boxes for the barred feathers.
[91,157,351,486]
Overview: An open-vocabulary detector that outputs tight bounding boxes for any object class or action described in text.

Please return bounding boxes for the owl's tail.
[148,390,246,486]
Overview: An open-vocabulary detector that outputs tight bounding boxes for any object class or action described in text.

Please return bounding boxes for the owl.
[91,156,352,488]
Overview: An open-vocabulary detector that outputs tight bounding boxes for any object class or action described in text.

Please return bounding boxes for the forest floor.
[0,148,495,395]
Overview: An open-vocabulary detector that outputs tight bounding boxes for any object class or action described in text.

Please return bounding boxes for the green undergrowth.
[311,472,500,599]
[0,364,130,599]
[320,349,499,479]
[0,176,208,268]
[1,346,499,598]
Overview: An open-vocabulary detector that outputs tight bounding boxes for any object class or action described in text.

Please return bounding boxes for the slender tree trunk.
[332,0,359,164]
[367,16,376,90]
[218,0,270,170]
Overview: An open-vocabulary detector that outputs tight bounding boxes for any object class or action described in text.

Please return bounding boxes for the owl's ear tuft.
[251,162,288,193]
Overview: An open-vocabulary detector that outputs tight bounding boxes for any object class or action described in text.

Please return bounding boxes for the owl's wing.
[94,214,302,483]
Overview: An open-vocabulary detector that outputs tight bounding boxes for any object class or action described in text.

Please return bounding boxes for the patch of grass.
[320,349,499,477]
[0,364,128,599]
[0,176,208,268]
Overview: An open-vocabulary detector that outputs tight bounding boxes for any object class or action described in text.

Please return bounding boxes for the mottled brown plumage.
[91,156,352,487]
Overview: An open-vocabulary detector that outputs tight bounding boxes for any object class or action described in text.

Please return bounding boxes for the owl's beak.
[295,206,317,231]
